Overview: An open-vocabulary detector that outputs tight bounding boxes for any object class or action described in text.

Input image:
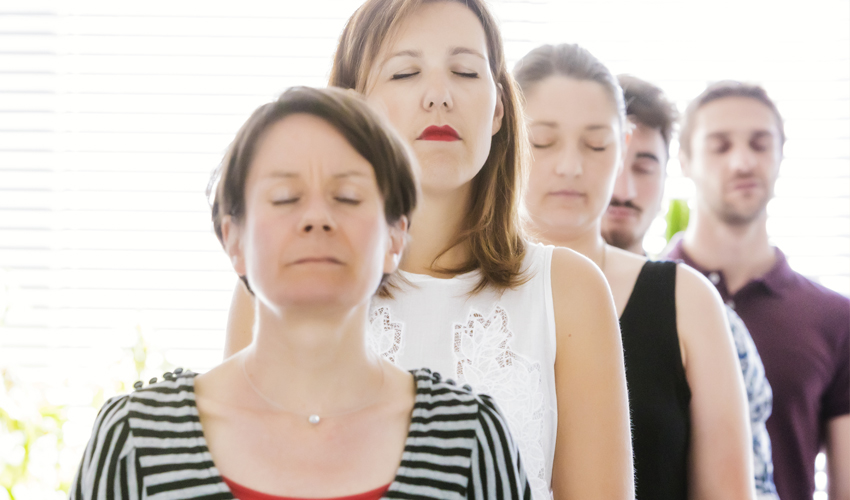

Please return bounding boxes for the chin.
[719,199,770,225]
[267,291,364,313]
[255,276,368,311]
[416,153,479,190]
[603,228,637,251]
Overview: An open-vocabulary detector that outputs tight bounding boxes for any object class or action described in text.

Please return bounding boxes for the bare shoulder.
[674,263,725,313]
[674,263,732,356]
[607,244,648,269]
[549,247,619,346]
[550,246,611,301]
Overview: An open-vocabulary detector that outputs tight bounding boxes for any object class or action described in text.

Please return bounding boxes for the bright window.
[0,1,846,497]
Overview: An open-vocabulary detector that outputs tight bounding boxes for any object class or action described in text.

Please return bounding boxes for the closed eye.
[335,197,361,205]
[453,71,478,78]
[272,198,299,205]
[391,71,419,80]
[588,145,607,152]
[531,143,553,149]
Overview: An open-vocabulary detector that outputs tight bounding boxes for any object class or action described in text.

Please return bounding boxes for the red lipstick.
[418,125,461,141]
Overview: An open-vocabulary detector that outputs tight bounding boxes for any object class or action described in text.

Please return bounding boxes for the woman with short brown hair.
[72,86,531,500]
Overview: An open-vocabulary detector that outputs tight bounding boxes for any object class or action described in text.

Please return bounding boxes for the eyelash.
[391,71,419,80]
[272,197,360,206]
[335,197,360,205]
[391,71,479,80]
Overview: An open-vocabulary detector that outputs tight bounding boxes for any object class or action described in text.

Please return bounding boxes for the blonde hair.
[330,0,529,293]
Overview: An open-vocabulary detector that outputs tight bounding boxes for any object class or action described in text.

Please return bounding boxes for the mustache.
[608,198,643,214]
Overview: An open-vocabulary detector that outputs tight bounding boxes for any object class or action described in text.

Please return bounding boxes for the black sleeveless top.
[620,260,691,500]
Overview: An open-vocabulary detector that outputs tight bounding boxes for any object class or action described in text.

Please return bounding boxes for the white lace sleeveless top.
[369,242,558,500]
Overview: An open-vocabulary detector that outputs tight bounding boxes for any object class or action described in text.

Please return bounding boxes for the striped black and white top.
[71,368,532,500]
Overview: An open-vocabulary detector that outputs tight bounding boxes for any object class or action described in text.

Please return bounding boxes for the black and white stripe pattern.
[71,369,531,500]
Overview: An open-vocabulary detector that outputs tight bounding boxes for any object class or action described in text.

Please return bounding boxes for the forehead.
[526,76,619,128]
[381,2,488,58]
[629,123,666,156]
[250,114,374,178]
[693,96,781,137]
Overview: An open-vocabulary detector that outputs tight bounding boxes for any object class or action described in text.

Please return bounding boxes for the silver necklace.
[240,354,386,425]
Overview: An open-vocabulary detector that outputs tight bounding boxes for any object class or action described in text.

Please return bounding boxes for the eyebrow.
[450,47,485,59]
[264,171,367,179]
[636,152,660,163]
[751,130,775,140]
[387,47,486,61]
[387,49,421,60]
[706,129,775,140]
[333,171,368,179]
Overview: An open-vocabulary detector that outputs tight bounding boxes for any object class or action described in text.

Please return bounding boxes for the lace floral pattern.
[368,306,404,364]
[452,306,548,499]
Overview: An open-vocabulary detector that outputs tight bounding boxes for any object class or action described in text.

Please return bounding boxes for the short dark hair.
[618,74,678,154]
[679,80,785,159]
[207,86,418,296]
[513,43,626,129]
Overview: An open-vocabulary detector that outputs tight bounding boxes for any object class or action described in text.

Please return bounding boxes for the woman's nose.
[303,223,332,233]
[300,197,336,233]
[554,147,583,177]
[422,74,453,111]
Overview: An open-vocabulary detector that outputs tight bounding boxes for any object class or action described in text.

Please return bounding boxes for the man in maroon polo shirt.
[605,75,779,498]
[664,81,849,500]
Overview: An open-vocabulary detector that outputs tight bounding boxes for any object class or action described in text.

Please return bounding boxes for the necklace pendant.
[308,414,320,425]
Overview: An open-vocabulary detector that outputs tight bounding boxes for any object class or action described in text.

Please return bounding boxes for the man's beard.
[603,199,643,250]
[603,226,638,251]
[715,191,771,226]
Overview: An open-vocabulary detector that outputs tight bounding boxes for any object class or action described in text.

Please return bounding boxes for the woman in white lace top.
[223,2,634,499]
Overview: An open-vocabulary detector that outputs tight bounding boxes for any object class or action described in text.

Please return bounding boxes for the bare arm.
[550,248,634,500]
[223,279,255,359]
[676,264,754,500]
[827,414,850,500]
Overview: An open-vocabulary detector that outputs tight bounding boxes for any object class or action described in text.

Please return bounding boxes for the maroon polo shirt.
[665,240,849,500]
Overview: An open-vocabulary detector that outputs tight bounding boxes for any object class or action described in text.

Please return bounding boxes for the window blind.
[1,0,845,497]
[1,0,846,375]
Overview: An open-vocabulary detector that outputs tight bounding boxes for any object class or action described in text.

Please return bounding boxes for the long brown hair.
[330,0,528,293]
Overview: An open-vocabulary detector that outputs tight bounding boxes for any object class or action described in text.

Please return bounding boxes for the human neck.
[533,220,607,270]
[244,301,383,415]
[625,239,647,256]
[682,205,776,294]
[401,184,472,277]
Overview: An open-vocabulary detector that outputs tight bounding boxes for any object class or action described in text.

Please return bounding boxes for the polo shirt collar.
[668,238,794,297]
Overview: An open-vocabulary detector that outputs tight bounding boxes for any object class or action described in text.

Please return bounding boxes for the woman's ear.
[384,215,408,274]
[492,83,505,136]
[221,215,246,276]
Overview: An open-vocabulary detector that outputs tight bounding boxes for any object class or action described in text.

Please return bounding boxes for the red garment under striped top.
[222,477,391,500]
